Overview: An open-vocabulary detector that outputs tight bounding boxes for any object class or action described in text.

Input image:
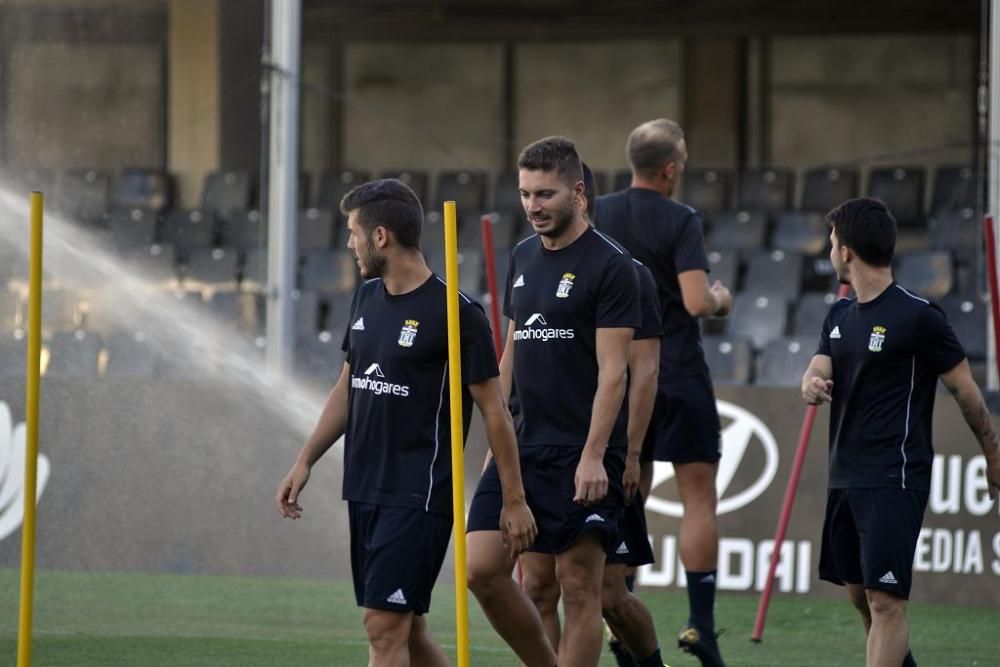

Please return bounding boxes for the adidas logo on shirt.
[387,589,407,605]
[616,542,629,555]
[513,274,525,288]
[878,571,898,585]
[585,514,604,523]
[352,317,365,331]
[830,325,842,339]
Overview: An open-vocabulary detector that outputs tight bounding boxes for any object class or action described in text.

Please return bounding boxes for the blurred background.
[0,1,998,663]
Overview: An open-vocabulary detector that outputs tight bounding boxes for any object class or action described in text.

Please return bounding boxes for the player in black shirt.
[596,119,731,666]
[802,198,1000,667]
[275,179,537,667]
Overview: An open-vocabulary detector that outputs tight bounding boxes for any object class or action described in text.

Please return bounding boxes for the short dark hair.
[581,162,597,221]
[340,178,423,249]
[827,197,896,267]
[517,136,583,188]
[627,119,684,180]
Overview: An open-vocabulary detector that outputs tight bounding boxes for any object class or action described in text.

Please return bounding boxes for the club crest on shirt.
[398,319,419,348]
[556,272,575,298]
[868,325,886,352]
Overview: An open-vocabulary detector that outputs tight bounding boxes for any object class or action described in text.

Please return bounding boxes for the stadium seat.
[108,207,158,252]
[801,167,858,212]
[772,210,829,256]
[436,170,487,213]
[729,294,789,350]
[476,212,519,251]
[316,169,370,213]
[201,170,253,216]
[702,335,752,385]
[492,172,522,218]
[0,167,55,194]
[737,168,793,215]
[0,332,26,377]
[220,209,266,252]
[112,168,172,211]
[121,243,179,284]
[743,250,804,300]
[792,291,840,337]
[426,247,484,294]
[161,209,218,256]
[104,330,159,378]
[241,248,267,290]
[931,166,976,215]
[42,288,81,332]
[381,170,428,203]
[706,210,768,251]
[46,330,101,377]
[681,169,731,220]
[895,251,954,298]
[182,247,240,287]
[57,168,111,225]
[294,331,345,381]
[707,249,740,292]
[300,249,358,294]
[293,290,322,337]
[203,291,245,327]
[867,166,925,229]
[322,291,353,335]
[928,207,978,261]
[590,170,610,196]
[757,336,815,387]
[1,289,21,331]
[298,208,335,251]
[612,170,632,193]
[939,295,986,361]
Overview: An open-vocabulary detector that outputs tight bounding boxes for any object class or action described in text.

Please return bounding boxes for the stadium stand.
[220,209,265,252]
[939,294,987,361]
[108,207,158,252]
[112,168,172,211]
[682,168,732,220]
[743,250,804,300]
[737,168,793,215]
[801,166,858,212]
[298,207,335,252]
[46,330,102,378]
[772,210,828,255]
[757,336,816,387]
[57,168,111,225]
[728,294,789,350]
[928,207,978,260]
[707,249,740,292]
[867,166,925,229]
[612,169,631,193]
[317,169,370,214]
[104,330,159,378]
[161,208,218,256]
[201,170,253,216]
[895,251,954,298]
[182,247,240,288]
[299,249,358,293]
[931,165,976,215]
[436,170,487,213]
[706,209,768,251]
[381,170,428,203]
[0,289,20,331]
[792,291,839,337]
[121,243,178,284]
[702,335,753,385]
[0,332,26,377]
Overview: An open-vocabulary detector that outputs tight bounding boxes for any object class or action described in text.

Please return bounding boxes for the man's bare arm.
[940,360,1000,499]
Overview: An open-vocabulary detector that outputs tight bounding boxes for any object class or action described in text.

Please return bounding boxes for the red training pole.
[983,216,1000,382]
[481,214,503,359]
[751,282,850,642]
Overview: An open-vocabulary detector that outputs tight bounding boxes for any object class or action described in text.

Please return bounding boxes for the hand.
[500,499,538,556]
[574,452,609,506]
[803,377,834,405]
[622,454,640,505]
[710,281,732,317]
[276,462,311,519]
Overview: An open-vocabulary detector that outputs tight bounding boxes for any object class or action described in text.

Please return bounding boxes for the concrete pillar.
[168,0,220,207]
[683,37,740,169]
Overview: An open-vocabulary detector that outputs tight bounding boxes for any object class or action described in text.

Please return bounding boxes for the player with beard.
[802,198,1000,667]
[276,178,537,667]
[467,137,640,667]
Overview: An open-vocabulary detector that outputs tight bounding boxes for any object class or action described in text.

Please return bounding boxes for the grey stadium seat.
[706,210,768,251]
[182,247,240,287]
[298,208,335,252]
[46,330,101,377]
[742,250,803,300]
[436,170,487,213]
[702,335,752,385]
[108,207,158,252]
[294,331,345,381]
[793,292,840,337]
[772,210,828,256]
[801,167,858,213]
[895,251,954,299]
[492,172,522,218]
[241,248,267,290]
[161,209,218,256]
[121,243,179,284]
[202,170,253,216]
[220,209,266,252]
[729,294,789,350]
[104,331,160,378]
[300,250,358,294]
[317,169,370,214]
[57,168,111,225]
[737,168,793,215]
[1,290,21,331]
[867,166,925,230]
[612,170,632,193]
[707,249,740,292]
[757,336,816,387]
[931,166,976,216]
[0,333,26,377]
[939,295,986,361]
[381,170,428,203]
[682,169,731,221]
[928,208,978,261]
[112,168,171,211]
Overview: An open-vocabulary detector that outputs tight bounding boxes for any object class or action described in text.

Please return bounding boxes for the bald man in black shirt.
[802,198,1000,667]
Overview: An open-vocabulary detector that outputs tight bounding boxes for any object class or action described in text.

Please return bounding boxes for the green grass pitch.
[1,568,996,665]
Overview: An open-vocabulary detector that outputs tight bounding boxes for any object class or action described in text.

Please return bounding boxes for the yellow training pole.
[443,200,470,667]
[18,191,44,667]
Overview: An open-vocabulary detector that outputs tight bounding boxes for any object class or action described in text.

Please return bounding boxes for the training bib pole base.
[18,192,44,667]
[443,201,471,667]
[751,282,850,643]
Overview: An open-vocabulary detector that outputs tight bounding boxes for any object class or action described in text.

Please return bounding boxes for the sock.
[625,574,636,593]
[635,646,664,667]
[903,650,917,667]
[686,569,717,635]
[608,638,638,667]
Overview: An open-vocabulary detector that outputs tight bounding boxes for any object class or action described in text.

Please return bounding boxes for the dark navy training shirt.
[504,227,641,449]
[341,274,499,515]
[596,188,711,382]
[634,260,664,342]
[816,283,965,492]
